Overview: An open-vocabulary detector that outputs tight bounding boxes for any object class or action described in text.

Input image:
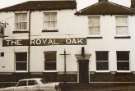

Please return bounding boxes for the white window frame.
[14,12,28,31]
[44,51,57,72]
[88,16,100,35]
[95,51,109,72]
[43,11,57,31]
[116,51,130,72]
[115,16,129,36]
[15,52,28,72]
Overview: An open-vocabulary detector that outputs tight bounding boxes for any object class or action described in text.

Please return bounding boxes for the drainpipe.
[28,10,31,75]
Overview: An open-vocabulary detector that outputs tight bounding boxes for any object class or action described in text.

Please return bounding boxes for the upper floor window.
[117,51,130,70]
[96,51,109,70]
[43,12,57,31]
[116,16,128,35]
[44,51,56,70]
[15,13,28,30]
[88,16,100,35]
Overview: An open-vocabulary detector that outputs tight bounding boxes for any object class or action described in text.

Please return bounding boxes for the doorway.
[78,60,89,83]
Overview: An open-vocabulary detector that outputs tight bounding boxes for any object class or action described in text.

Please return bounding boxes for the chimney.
[131,0,135,8]
[99,0,108,2]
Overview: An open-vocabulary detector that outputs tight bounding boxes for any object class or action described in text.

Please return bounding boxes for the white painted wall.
[0,10,135,73]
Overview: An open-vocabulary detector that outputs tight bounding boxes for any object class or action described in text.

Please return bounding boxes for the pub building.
[0,0,135,88]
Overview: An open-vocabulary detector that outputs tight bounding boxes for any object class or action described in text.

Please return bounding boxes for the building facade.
[0,0,135,84]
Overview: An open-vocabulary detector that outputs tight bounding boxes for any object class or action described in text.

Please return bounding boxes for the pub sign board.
[3,38,87,46]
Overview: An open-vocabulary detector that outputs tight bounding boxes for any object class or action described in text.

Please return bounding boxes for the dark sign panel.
[3,38,87,46]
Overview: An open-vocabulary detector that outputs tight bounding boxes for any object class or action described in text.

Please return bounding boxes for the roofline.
[0,0,77,12]
[75,1,135,16]
[0,1,30,10]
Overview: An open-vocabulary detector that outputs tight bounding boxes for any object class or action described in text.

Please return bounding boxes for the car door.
[27,80,39,91]
[14,80,27,91]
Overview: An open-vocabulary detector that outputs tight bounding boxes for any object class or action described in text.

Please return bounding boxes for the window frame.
[116,51,130,71]
[115,15,129,36]
[14,12,28,31]
[43,11,58,31]
[15,52,28,72]
[44,51,57,72]
[96,51,109,71]
[88,16,100,35]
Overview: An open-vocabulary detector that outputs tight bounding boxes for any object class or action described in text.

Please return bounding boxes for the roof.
[0,1,76,11]
[75,1,135,15]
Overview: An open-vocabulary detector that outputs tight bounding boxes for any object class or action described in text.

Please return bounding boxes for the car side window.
[18,81,27,86]
[28,80,37,86]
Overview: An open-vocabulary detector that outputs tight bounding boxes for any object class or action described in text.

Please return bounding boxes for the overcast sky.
[0,0,131,10]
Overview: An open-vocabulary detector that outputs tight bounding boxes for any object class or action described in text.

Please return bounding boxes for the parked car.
[0,78,61,91]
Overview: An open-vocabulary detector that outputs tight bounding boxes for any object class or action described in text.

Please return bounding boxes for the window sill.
[15,71,28,73]
[42,29,58,32]
[44,70,57,72]
[87,35,103,39]
[95,71,110,73]
[116,71,131,73]
[114,35,131,39]
[13,31,29,33]
[91,71,131,73]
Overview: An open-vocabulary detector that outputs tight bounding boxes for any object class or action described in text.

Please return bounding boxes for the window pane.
[89,17,99,27]
[96,62,108,70]
[16,53,27,61]
[16,63,27,70]
[117,62,129,70]
[116,27,128,35]
[45,51,56,60]
[117,51,129,60]
[116,16,127,26]
[44,51,56,70]
[89,27,100,35]
[45,63,56,70]
[96,51,108,60]
[16,13,27,22]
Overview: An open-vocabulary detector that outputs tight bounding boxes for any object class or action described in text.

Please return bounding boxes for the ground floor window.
[117,51,129,70]
[15,52,27,71]
[44,51,56,70]
[96,51,109,70]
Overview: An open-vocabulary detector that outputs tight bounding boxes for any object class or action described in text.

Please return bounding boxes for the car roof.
[19,78,42,81]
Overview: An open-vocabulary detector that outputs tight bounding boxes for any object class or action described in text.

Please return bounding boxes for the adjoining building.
[0,0,135,86]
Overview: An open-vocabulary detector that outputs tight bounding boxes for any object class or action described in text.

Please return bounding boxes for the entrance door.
[78,60,89,83]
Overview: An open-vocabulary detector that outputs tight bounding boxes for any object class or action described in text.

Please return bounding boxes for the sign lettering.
[3,38,87,46]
